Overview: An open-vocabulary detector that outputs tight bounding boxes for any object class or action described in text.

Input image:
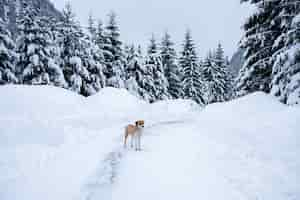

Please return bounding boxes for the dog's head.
[135,120,145,128]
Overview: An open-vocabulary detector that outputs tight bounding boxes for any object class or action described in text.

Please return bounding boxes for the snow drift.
[0,85,299,200]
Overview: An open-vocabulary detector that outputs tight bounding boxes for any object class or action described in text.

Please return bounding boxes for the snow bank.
[0,85,143,200]
[195,92,300,200]
[85,87,146,118]
[0,85,84,118]
[146,99,201,124]
[203,92,286,119]
[0,85,199,200]
[0,85,299,200]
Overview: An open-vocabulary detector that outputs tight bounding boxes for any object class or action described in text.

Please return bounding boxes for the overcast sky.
[50,0,254,58]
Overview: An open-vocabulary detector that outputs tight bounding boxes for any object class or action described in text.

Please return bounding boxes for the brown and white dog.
[124,120,145,151]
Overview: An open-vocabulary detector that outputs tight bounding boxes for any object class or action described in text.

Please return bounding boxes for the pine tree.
[180,30,205,105]
[58,3,91,94]
[104,12,125,88]
[94,20,106,51]
[124,44,136,80]
[16,1,66,86]
[215,43,233,100]
[123,44,148,99]
[202,44,232,104]
[81,34,106,96]
[271,1,300,105]
[88,13,96,42]
[145,35,170,101]
[160,32,182,98]
[235,0,282,96]
[124,44,138,94]
[84,16,106,95]
[0,17,18,85]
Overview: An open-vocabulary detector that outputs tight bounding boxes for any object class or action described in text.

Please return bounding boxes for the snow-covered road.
[91,106,300,200]
[111,121,243,200]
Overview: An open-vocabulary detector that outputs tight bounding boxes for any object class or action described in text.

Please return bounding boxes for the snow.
[70,56,82,67]
[30,54,39,66]
[27,44,37,55]
[292,13,300,27]
[0,85,300,200]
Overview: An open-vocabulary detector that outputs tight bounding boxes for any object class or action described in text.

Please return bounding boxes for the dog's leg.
[124,131,128,148]
[130,134,134,148]
[138,132,141,151]
[135,134,138,151]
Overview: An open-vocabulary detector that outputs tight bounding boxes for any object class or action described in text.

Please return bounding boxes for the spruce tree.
[95,20,106,52]
[145,35,170,101]
[16,1,65,86]
[104,12,125,88]
[235,0,282,96]
[271,2,300,105]
[0,17,18,85]
[58,3,90,94]
[180,30,205,105]
[88,13,96,42]
[202,44,232,104]
[124,44,136,80]
[84,16,106,95]
[160,32,182,98]
[80,34,106,96]
[124,44,148,99]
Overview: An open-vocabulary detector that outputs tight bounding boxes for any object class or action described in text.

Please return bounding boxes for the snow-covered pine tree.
[214,43,233,100]
[160,32,182,99]
[16,1,66,86]
[81,34,106,96]
[271,1,300,105]
[124,44,138,94]
[235,0,282,97]
[180,30,205,105]
[103,12,125,88]
[0,17,18,85]
[124,44,136,80]
[145,35,170,101]
[87,13,96,42]
[123,44,148,99]
[58,3,90,94]
[202,44,232,104]
[84,16,106,95]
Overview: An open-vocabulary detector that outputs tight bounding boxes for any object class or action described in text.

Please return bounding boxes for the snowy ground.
[0,85,299,200]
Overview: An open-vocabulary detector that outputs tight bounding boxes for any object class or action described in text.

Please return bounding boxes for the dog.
[124,120,145,151]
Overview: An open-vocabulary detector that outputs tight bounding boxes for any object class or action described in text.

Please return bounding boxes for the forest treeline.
[0,1,299,105]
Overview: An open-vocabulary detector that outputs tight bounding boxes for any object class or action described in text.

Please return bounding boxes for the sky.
[50,0,254,59]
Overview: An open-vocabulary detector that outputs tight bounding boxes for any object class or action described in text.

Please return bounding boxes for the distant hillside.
[0,0,61,35]
[229,48,245,78]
